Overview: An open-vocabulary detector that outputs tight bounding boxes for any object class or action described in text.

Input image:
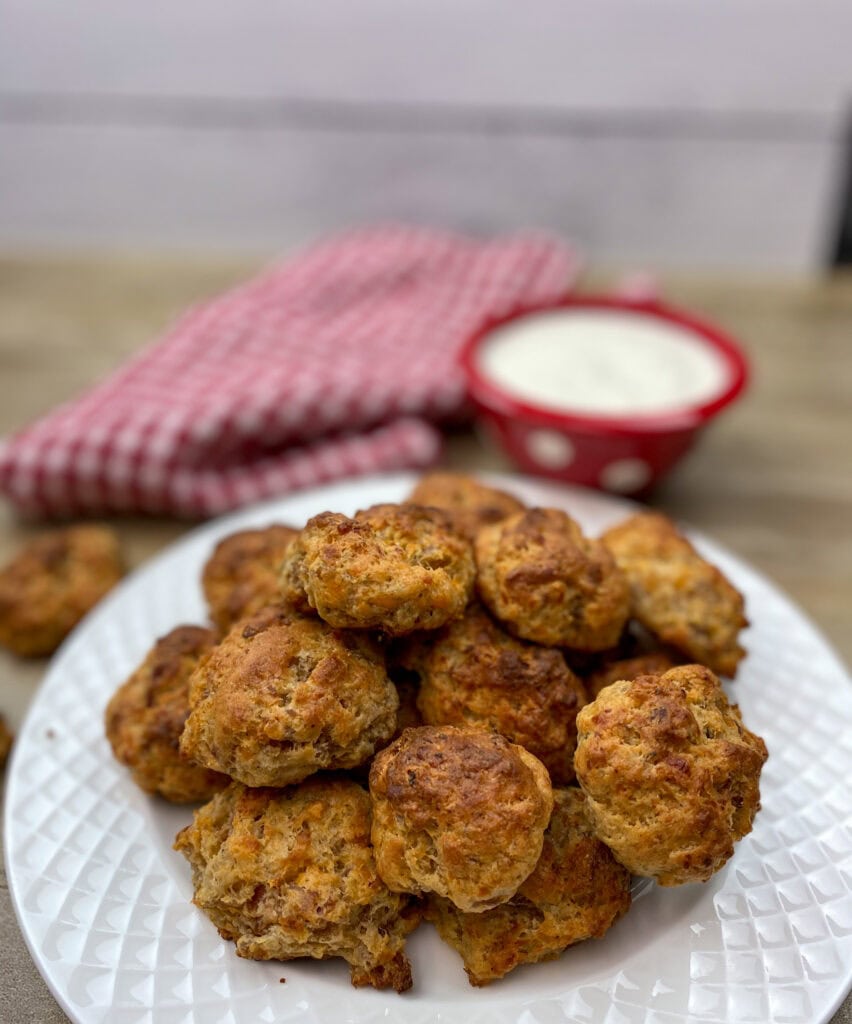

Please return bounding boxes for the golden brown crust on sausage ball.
[105,625,228,802]
[180,606,398,787]
[202,524,299,634]
[475,508,630,650]
[407,472,526,541]
[369,725,553,912]
[410,603,588,784]
[574,665,767,886]
[585,651,680,700]
[174,778,420,991]
[279,504,475,636]
[0,525,123,657]
[426,787,631,985]
[601,512,748,677]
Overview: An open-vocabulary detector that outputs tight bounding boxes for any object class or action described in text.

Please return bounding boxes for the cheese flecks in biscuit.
[174,779,420,991]
[427,787,631,985]
[369,725,553,912]
[280,504,475,636]
[475,508,630,650]
[574,664,767,886]
[105,625,229,803]
[180,606,398,787]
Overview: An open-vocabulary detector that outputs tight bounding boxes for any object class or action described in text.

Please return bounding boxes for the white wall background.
[1,1,850,272]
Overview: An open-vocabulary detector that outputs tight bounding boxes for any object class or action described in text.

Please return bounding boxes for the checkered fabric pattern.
[0,225,578,518]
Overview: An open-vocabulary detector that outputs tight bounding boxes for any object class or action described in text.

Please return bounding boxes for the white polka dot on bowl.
[526,430,575,469]
[600,458,652,492]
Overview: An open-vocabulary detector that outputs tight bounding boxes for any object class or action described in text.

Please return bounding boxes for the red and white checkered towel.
[0,225,578,518]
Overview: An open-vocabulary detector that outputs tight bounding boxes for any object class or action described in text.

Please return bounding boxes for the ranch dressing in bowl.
[475,308,733,419]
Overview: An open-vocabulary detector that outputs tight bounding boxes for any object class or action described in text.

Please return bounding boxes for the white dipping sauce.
[477,309,731,416]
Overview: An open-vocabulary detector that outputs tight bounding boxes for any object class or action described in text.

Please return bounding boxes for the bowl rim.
[459,294,750,437]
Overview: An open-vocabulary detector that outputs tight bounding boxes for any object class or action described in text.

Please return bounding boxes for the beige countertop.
[0,254,850,1022]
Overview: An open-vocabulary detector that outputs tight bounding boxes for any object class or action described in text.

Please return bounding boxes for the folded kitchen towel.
[0,225,578,518]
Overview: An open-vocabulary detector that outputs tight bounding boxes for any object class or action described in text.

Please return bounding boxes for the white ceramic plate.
[5,473,852,1024]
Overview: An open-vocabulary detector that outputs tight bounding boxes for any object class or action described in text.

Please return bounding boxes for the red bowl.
[460,295,749,495]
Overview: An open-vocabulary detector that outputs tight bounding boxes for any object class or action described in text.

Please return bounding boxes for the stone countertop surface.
[0,255,850,1023]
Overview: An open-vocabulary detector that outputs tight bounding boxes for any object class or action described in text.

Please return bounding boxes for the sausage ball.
[475,508,630,650]
[280,504,475,636]
[201,524,299,634]
[574,664,768,886]
[0,525,123,657]
[427,787,631,985]
[369,725,553,912]
[410,603,589,784]
[174,778,420,992]
[585,651,680,700]
[180,606,398,787]
[407,472,526,541]
[105,625,229,802]
[601,512,748,677]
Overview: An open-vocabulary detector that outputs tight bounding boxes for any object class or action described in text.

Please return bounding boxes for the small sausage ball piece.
[411,603,589,784]
[180,606,398,787]
[574,664,768,886]
[475,508,630,651]
[369,725,553,912]
[174,779,420,992]
[427,788,631,985]
[202,524,299,634]
[105,625,229,803]
[280,504,475,636]
[0,525,123,657]
[601,512,748,677]
[407,472,526,541]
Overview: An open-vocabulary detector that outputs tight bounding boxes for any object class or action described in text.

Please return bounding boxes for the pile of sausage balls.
[105,473,767,992]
